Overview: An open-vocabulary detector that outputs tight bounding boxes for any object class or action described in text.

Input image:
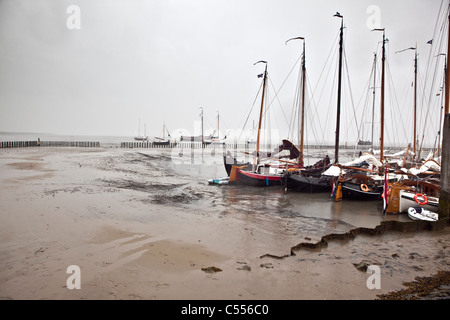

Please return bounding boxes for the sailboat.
[228,61,301,186]
[283,14,344,193]
[153,122,172,146]
[334,27,401,201]
[134,119,149,141]
[385,4,449,214]
[336,28,388,200]
[210,111,227,145]
[180,107,213,144]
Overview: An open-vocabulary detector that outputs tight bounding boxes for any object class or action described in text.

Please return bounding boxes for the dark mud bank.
[261,218,450,259]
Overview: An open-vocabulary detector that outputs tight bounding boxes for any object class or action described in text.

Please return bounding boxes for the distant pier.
[0,139,438,154]
[0,140,100,148]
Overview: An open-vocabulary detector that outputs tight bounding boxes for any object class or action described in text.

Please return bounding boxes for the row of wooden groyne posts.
[0,140,100,148]
[0,140,436,152]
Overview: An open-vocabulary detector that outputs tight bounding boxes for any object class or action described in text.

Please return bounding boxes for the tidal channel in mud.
[119,148,414,238]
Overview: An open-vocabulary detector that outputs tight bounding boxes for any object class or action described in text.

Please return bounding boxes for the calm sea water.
[0,131,364,165]
[0,132,130,145]
[0,131,412,237]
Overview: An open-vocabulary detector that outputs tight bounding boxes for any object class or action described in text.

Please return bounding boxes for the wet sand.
[0,147,449,300]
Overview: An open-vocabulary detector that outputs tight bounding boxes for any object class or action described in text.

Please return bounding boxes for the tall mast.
[217,111,220,139]
[334,12,344,164]
[286,36,306,165]
[371,53,377,153]
[396,45,418,155]
[138,118,141,137]
[254,60,268,167]
[439,57,447,151]
[200,107,204,144]
[446,6,450,115]
[381,31,385,162]
[414,47,418,155]
[373,28,386,162]
[300,40,306,165]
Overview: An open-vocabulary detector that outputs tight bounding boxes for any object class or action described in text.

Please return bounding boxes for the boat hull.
[223,155,252,176]
[399,190,439,213]
[235,168,282,187]
[152,141,171,146]
[283,174,332,193]
[208,177,229,185]
[407,207,438,221]
[341,182,383,201]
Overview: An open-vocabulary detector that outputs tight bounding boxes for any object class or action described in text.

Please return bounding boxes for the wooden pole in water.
[440,8,450,220]
[446,8,450,115]
[439,114,450,220]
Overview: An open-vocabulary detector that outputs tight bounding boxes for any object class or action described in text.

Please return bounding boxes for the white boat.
[399,189,439,213]
[134,119,149,141]
[208,177,229,185]
[407,207,438,221]
[152,122,172,145]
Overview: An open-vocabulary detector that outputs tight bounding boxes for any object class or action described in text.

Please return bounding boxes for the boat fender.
[360,184,369,192]
[414,193,428,205]
[408,207,417,215]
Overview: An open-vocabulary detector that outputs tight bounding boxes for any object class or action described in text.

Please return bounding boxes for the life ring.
[414,193,428,205]
[360,184,369,192]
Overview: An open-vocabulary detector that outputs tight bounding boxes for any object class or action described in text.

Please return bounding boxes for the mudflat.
[0,147,449,300]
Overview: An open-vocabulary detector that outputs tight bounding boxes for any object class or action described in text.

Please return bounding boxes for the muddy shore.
[0,147,449,300]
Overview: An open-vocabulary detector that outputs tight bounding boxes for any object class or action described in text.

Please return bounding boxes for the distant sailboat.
[180,107,213,144]
[210,111,227,145]
[134,119,148,141]
[153,122,172,146]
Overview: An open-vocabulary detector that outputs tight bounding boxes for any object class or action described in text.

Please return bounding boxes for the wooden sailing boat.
[283,14,344,193]
[385,8,450,213]
[134,119,149,141]
[180,107,213,144]
[153,122,171,146]
[337,27,391,201]
[211,111,227,145]
[228,61,301,186]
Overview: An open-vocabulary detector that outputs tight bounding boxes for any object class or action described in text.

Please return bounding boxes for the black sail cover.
[272,139,301,159]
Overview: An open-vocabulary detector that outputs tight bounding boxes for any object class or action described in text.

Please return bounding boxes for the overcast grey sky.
[0,0,446,146]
